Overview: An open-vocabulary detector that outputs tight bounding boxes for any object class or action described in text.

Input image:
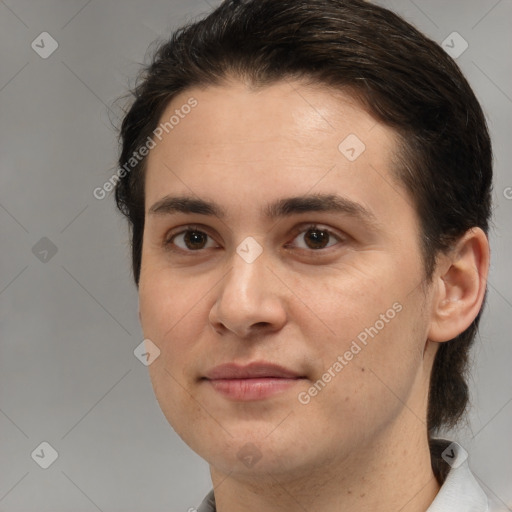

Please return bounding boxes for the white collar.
[426,441,490,511]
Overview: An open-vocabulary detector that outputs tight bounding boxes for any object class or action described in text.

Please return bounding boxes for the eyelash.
[163,223,345,255]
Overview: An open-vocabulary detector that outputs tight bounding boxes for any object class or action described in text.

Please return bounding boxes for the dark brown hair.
[114,0,492,474]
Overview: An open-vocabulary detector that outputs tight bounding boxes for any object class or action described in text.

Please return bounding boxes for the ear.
[428,227,490,343]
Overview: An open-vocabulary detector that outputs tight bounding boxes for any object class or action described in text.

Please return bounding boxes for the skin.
[138,78,489,512]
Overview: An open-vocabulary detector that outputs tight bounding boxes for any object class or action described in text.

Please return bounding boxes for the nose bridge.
[223,239,269,305]
[210,237,286,335]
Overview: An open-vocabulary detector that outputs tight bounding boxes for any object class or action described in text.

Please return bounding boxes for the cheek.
[147,360,207,450]
[302,305,425,446]
[304,273,425,399]
[141,291,209,441]
[138,275,197,412]
[139,265,209,339]
[299,267,394,348]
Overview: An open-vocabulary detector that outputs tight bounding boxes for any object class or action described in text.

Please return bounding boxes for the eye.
[287,224,344,251]
[164,225,218,253]
[164,223,345,254]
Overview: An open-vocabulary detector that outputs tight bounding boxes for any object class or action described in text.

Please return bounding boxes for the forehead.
[148,79,391,157]
[143,79,410,229]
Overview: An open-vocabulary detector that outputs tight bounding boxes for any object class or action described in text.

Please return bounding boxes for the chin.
[192,429,315,476]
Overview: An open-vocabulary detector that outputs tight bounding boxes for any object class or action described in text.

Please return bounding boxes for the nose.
[209,245,287,339]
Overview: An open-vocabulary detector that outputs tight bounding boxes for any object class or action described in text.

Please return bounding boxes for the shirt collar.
[426,441,489,511]
[197,441,490,512]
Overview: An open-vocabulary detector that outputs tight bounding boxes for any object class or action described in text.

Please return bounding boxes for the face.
[139,79,436,482]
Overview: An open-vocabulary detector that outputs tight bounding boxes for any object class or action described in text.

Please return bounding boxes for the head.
[115,0,491,485]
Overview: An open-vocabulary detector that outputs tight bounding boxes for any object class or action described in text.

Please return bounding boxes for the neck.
[210,415,440,512]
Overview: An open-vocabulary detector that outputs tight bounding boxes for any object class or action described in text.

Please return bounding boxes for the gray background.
[0,0,511,510]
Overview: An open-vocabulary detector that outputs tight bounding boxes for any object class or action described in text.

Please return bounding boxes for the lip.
[203,362,306,401]
[204,362,303,380]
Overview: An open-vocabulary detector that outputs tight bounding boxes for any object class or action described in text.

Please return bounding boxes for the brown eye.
[303,226,330,249]
[183,230,208,249]
[165,227,217,252]
[290,224,343,251]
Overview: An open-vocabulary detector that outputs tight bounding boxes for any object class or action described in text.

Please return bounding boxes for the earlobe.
[428,228,490,343]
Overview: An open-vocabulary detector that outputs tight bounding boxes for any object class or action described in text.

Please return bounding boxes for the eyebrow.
[148,193,379,228]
